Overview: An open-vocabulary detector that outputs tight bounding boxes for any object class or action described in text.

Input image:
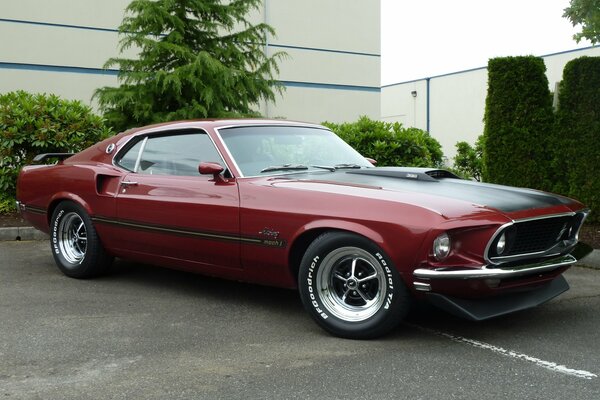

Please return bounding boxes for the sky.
[381,0,594,86]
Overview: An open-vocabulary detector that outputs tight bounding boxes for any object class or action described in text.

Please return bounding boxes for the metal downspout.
[264,0,270,117]
[426,77,430,132]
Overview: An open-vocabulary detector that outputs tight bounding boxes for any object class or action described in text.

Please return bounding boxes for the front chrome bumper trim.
[413,254,578,280]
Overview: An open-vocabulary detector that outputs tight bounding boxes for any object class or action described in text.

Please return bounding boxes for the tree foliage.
[94,0,285,132]
[323,116,444,168]
[564,0,600,44]
[0,91,113,202]
[454,135,483,181]
[482,56,555,190]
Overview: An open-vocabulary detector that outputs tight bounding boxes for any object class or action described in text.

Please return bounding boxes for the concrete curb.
[577,249,600,270]
[0,226,49,241]
[1,225,599,269]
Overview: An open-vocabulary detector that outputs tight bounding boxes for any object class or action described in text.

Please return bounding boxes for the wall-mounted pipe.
[426,77,430,132]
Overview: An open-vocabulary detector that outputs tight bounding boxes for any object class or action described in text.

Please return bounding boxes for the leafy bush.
[454,135,483,181]
[555,56,600,222]
[482,56,555,191]
[0,194,15,213]
[0,91,113,203]
[323,116,444,167]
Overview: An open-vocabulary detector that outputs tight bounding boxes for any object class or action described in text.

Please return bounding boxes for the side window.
[138,132,223,176]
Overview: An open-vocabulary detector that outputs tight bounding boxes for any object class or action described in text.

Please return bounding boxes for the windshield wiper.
[310,165,336,172]
[260,163,363,173]
[260,164,309,173]
[333,163,364,169]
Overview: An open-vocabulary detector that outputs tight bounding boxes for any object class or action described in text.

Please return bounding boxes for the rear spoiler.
[33,153,75,164]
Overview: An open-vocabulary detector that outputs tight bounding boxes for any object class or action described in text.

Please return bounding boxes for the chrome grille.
[507,216,572,255]
[487,211,588,263]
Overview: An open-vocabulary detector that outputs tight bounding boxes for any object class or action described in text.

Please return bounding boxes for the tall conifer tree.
[95,0,284,131]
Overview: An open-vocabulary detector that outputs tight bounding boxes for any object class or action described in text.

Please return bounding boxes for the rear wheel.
[50,201,112,278]
[298,232,410,339]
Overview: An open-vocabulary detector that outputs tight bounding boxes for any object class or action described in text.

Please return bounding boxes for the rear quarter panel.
[17,162,122,245]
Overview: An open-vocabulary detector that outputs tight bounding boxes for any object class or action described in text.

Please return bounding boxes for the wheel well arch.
[287,224,387,286]
[46,194,92,225]
[288,228,329,285]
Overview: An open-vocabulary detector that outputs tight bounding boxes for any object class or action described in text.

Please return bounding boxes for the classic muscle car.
[16,119,591,338]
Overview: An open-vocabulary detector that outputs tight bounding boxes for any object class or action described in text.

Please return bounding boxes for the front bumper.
[413,254,577,281]
[413,241,593,282]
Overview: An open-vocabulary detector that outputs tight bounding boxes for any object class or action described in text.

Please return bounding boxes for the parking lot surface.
[1,240,599,399]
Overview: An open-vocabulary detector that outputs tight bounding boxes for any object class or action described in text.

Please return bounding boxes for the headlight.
[433,232,451,260]
[496,232,506,255]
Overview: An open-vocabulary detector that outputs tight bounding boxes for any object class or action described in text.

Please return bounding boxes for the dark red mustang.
[17,119,591,338]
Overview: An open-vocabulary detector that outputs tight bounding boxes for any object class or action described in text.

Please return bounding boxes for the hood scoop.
[347,167,460,182]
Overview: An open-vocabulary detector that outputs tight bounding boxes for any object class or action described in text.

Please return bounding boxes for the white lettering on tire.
[52,209,64,255]
[306,256,328,319]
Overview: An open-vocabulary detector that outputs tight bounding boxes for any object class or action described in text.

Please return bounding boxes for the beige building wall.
[381,46,600,161]
[0,0,380,125]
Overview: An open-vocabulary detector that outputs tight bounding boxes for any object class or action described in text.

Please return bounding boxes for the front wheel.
[298,232,411,339]
[50,201,113,278]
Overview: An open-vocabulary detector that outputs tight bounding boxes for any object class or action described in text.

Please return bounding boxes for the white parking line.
[406,323,598,380]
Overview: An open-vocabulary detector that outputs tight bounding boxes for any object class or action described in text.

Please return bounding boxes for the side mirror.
[199,162,227,183]
[365,157,377,166]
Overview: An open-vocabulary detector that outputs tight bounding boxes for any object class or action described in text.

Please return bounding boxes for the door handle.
[121,180,138,187]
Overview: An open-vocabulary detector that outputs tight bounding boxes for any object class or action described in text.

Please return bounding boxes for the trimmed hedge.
[0,91,113,203]
[482,56,555,191]
[323,116,443,168]
[555,56,600,222]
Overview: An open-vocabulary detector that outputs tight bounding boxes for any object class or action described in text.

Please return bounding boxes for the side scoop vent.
[348,167,461,182]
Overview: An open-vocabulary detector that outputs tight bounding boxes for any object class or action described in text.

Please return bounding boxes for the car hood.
[262,167,576,218]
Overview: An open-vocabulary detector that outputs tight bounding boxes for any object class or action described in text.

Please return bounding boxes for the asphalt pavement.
[1,239,600,399]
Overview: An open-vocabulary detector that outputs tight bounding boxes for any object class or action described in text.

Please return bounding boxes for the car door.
[112,129,240,270]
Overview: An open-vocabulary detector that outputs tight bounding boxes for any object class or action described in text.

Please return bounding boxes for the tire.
[50,201,113,278]
[298,232,411,339]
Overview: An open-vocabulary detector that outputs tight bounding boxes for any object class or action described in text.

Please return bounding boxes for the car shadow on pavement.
[103,258,305,316]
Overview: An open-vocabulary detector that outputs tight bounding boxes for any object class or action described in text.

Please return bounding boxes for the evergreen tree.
[95,0,284,131]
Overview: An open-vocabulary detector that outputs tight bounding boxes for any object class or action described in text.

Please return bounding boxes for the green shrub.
[0,194,15,213]
[0,91,113,204]
[323,116,444,168]
[454,135,483,181]
[555,56,600,222]
[482,56,555,190]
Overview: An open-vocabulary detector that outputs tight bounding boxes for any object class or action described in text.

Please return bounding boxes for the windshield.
[218,125,372,177]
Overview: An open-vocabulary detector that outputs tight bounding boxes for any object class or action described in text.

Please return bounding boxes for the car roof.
[120,119,325,137]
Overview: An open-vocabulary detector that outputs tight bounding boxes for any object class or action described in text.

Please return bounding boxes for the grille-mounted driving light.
[496,232,506,255]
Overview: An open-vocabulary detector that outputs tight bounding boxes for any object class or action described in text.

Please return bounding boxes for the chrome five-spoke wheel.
[317,247,386,322]
[57,212,88,265]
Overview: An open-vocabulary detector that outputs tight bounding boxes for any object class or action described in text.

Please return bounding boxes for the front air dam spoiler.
[425,275,569,321]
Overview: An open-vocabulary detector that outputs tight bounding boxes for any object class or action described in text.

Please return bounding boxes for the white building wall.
[381,46,600,161]
[428,68,488,159]
[0,0,380,125]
